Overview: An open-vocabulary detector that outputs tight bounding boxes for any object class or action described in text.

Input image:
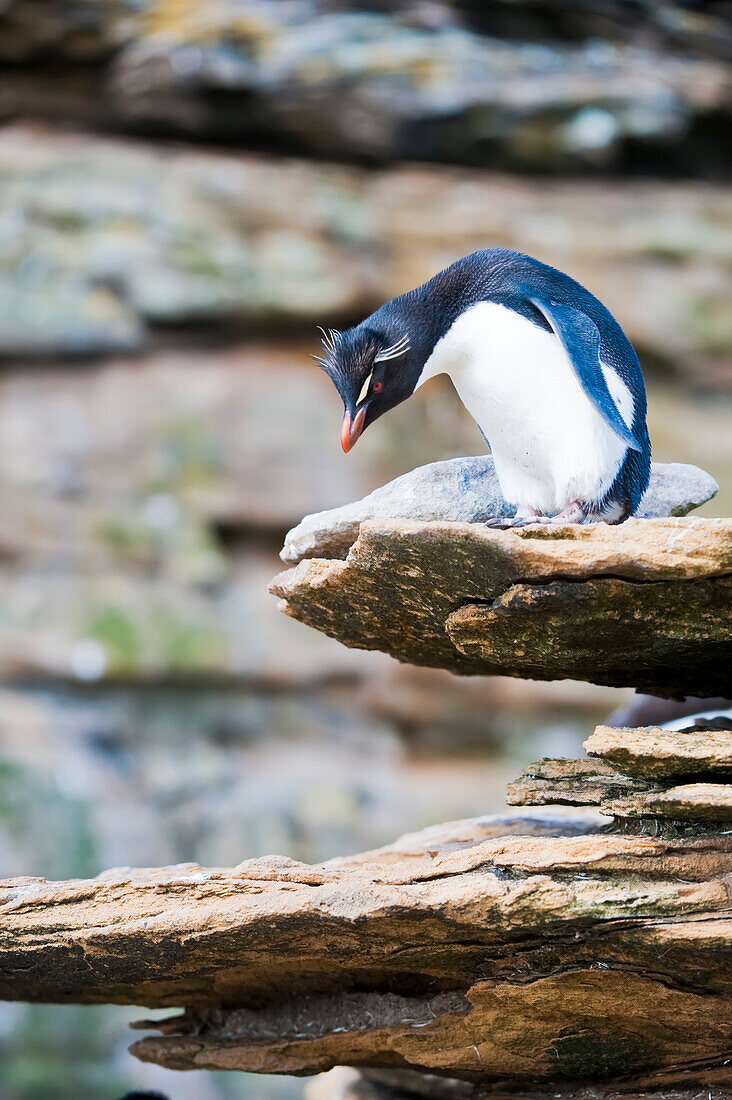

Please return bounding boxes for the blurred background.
[0,2,730,1097]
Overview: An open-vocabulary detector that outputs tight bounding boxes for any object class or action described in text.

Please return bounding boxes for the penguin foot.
[485,506,542,529]
[485,502,586,529]
[548,501,586,524]
[485,516,536,529]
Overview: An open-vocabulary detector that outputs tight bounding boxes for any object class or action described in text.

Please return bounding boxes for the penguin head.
[315,321,417,452]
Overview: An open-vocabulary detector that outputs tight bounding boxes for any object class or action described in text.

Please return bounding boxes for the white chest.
[417,301,632,511]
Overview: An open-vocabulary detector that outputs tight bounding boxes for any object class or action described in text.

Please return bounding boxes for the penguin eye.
[373,380,383,393]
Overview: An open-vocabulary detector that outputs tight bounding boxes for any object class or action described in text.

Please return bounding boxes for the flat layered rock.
[0,128,380,357]
[1,127,730,387]
[106,3,730,177]
[509,725,732,822]
[607,783,732,823]
[585,724,732,780]
[281,459,718,564]
[509,763,732,822]
[1,813,731,1089]
[272,517,732,697]
[506,758,650,808]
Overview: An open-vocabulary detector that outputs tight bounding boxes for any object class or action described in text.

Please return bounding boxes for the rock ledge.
[0,810,730,1091]
[272,515,732,697]
[508,722,732,823]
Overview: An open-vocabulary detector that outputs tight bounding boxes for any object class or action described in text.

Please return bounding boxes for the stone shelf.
[1,809,730,1093]
[508,723,732,823]
[272,509,732,697]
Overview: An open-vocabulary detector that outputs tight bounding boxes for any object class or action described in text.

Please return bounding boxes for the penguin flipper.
[529,297,641,452]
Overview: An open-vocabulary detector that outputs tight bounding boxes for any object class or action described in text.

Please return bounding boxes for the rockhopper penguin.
[316,249,651,526]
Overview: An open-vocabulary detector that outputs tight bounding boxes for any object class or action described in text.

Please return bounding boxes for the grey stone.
[641,461,720,518]
[281,458,718,564]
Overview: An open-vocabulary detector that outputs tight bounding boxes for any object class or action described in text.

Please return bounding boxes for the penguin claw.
[485,501,586,529]
[484,516,537,529]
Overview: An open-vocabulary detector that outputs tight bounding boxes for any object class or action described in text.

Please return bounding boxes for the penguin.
[316,249,651,526]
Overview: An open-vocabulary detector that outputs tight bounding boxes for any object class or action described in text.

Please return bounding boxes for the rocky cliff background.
[0,2,730,1098]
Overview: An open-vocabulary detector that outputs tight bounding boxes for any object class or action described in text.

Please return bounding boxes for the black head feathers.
[314,327,410,402]
[314,318,416,451]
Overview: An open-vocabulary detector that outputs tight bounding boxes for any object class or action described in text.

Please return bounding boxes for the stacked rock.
[1,457,730,1098]
[508,721,732,826]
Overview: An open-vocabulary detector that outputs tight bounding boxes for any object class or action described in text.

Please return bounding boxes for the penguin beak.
[341,406,366,453]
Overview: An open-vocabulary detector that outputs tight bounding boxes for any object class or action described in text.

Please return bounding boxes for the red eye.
[373,380,383,392]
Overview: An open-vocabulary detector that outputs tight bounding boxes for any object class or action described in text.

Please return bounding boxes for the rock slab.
[0,813,731,1090]
[1,127,730,384]
[104,3,732,174]
[508,723,732,822]
[273,517,732,697]
[586,723,732,780]
[281,458,719,564]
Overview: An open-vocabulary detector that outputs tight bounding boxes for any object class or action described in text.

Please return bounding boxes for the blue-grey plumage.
[316,249,651,525]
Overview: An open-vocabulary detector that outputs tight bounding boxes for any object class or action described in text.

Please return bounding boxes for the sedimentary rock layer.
[508,763,732,821]
[508,724,732,821]
[3,3,729,169]
[1,813,731,1088]
[272,517,732,697]
[1,127,730,388]
[585,723,732,780]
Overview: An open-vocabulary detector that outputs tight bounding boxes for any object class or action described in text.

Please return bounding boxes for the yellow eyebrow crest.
[357,371,373,406]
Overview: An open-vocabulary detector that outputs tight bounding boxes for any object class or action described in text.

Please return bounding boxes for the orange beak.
[341,406,366,453]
